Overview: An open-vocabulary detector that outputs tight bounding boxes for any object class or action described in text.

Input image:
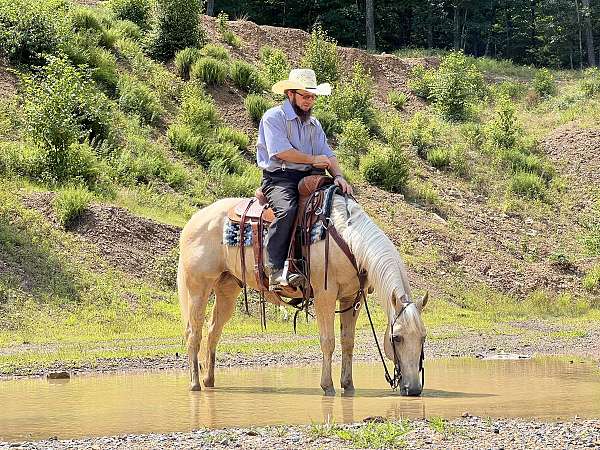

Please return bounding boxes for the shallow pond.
[1,358,599,441]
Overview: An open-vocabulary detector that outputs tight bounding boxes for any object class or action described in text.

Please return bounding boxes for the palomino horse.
[177,194,428,396]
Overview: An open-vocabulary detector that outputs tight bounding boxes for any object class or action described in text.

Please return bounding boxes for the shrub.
[493,80,527,100]
[190,57,228,86]
[580,68,600,98]
[485,95,521,151]
[0,0,67,65]
[174,47,201,80]
[146,0,205,60]
[210,164,261,198]
[388,90,407,110]
[27,142,101,186]
[200,43,229,61]
[312,107,340,136]
[100,27,121,49]
[229,60,265,93]
[328,63,376,128]
[22,56,112,150]
[216,126,249,151]
[499,148,553,180]
[204,142,245,174]
[113,20,142,41]
[222,30,241,48]
[460,122,484,153]
[88,47,119,89]
[69,7,104,32]
[427,147,451,169]
[216,11,229,33]
[360,145,410,192]
[53,185,93,227]
[449,143,470,177]
[259,46,290,87]
[117,74,164,125]
[167,123,205,158]
[510,171,546,199]
[300,24,340,84]
[337,119,370,168]
[108,0,150,30]
[583,265,600,292]
[179,92,219,134]
[407,112,440,158]
[532,68,556,98]
[407,65,434,99]
[429,51,486,121]
[244,94,273,124]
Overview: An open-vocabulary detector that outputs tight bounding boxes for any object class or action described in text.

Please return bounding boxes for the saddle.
[227,175,334,297]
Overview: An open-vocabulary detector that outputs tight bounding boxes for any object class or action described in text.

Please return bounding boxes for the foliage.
[360,145,410,192]
[336,119,370,168]
[145,0,205,60]
[216,126,249,151]
[492,80,528,100]
[174,47,201,80]
[485,95,521,151]
[22,56,112,151]
[167,123,205,158]
[583,265,600,292]
[327,63,376,128]
[216,12,241,47]
[190,57,229,86]
[53,185,93,227]
[427,147,451,169]
[312,106,339,136]
[407,112,441,158]
[0,0,68,65]
[69,7,104,33]
[244,94,273,124]
[429,51,486,121]
[532,68,557,98]
[580,68,600,98]
[108,0,150,30]
[178,85,219,134]
[113,20,143,41]
[388,90,407,110]
[117,74,164,125]
[208,164,261,198]
[200,43,230,61]
[300,24,340,84]
[407,65,435,99]
[334,421,410,449]
[259,46,291,87]
[509,171,546,199]
[229,59,265,93]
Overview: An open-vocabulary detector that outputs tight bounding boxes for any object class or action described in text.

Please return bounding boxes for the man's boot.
[268,268,288,291]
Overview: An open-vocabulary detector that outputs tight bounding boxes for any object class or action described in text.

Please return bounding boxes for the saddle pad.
[222,218,326,247]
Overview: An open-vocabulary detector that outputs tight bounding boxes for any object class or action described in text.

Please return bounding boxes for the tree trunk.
[453,5,461,50]
[581,0,596,66]
[427,2,433,49]
[206,0,214,16]
[366,0,376,51]
[575,0,584,69]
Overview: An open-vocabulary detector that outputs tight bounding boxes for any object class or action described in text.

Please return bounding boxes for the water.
[1,358,599,441]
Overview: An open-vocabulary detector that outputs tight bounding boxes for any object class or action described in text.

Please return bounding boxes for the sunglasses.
[294,91,317,101]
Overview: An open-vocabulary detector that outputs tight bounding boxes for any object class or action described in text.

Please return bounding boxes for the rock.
[494,428,500,434]
[363,416,385,423]
[47,371,70,379]
[462,411,472,418]
[246,430,259,436]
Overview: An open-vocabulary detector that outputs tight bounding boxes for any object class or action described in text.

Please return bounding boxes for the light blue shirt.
[256,99,333,172]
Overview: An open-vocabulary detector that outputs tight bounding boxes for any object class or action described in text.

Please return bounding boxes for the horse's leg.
[314,293,337,396]
[339,299,360,392]
[203,273,240,388]
[185,277,215,391]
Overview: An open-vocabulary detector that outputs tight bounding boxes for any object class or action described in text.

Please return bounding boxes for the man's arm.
[327,156,353,194]
[276,149,330,168]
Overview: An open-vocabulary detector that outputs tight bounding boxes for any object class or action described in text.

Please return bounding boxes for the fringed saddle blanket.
[222,219,326,247]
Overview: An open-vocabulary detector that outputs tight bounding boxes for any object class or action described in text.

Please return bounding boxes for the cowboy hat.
[272,69,331,96]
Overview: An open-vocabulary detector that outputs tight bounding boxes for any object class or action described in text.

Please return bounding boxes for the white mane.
[329,195,413,315]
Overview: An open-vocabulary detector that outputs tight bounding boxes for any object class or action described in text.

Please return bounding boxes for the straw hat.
[272,69,331,96]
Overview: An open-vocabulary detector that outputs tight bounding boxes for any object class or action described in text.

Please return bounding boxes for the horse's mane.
[329,195,418,327]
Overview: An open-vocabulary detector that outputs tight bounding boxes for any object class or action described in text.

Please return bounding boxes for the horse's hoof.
[343,385,355,393]
[190,383,201,391]
[203,377,214,387]
[323,387,336,396]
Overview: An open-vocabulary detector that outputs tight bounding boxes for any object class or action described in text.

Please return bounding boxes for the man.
[256,68,352,291]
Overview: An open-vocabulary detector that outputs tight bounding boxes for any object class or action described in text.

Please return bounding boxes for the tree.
[581,0,596,66]
[366,0,376,51]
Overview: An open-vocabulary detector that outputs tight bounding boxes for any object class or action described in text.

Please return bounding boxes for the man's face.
[290,89,317,112]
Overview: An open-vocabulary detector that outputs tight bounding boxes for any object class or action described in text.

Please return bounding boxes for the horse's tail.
[177,254,190,330]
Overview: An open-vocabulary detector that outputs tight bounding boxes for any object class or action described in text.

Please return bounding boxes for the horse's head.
[384,291,428,396]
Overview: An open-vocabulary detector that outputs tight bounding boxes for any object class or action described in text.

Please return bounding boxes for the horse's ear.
[416,291,429,311]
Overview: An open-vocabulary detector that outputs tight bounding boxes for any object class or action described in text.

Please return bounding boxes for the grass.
[335,420,411,449]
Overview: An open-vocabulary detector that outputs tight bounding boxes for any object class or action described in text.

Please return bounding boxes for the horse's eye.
[392,335,402,343]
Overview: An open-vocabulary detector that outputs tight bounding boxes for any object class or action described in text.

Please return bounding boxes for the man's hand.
[334,175,353,195]
[312,155,330,169]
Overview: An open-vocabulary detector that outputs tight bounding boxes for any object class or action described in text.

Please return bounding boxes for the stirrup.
[287,272,306,288]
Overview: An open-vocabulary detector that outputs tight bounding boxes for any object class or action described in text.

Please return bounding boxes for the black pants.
[261,169,312,271]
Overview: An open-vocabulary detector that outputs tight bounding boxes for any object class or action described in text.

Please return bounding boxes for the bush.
[0,0,67,65]
[429,51,486,121]
[407,65,434,99]
[108,0,150,30]
[210,164,261,198]
[22,56,112,150]
[174,47,201,80]
[200,43,229,61]
[179,91,219,134]
[100,27,121,49]
[259,46,290,87]
[229,60,265,93]
[388,91,407,110]
[337,119,370,168]
[216,126,249,151]
[167,123,205,158]
[312,106,340,136]
[328,63,376,128]
[300,24,340,84]
[117,74,164,125]
[485,95,521,151]
[510,171,546,199]
[204,142,245,174]
[113,20,142,41]
[146,0,205,60]
[427,147,451,169]
[460,122,484,153]
[532,69,556,98]
[493,80,527,100]
[407,112,440,158]
[69,7,104,32]
[190,57,228,86]
[499,148,553,180]
[360,145,410,192]
[583,265,600,292]
[88,47,119,89]
[244,94,273,124]
[222,30,241,48]
[580,68,600,98]
[53,185,93,227]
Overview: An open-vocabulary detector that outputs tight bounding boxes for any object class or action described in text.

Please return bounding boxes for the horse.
[177,194,428,396]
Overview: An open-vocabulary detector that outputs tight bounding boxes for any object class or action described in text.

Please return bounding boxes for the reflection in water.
[1,358,599,441]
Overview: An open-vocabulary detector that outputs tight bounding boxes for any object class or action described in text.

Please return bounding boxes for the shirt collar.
[282,99,316,125]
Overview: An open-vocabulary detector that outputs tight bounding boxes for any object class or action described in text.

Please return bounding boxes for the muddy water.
[1,358,599,441]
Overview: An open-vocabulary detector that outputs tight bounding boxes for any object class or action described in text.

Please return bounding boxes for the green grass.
[335,420,411,449]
